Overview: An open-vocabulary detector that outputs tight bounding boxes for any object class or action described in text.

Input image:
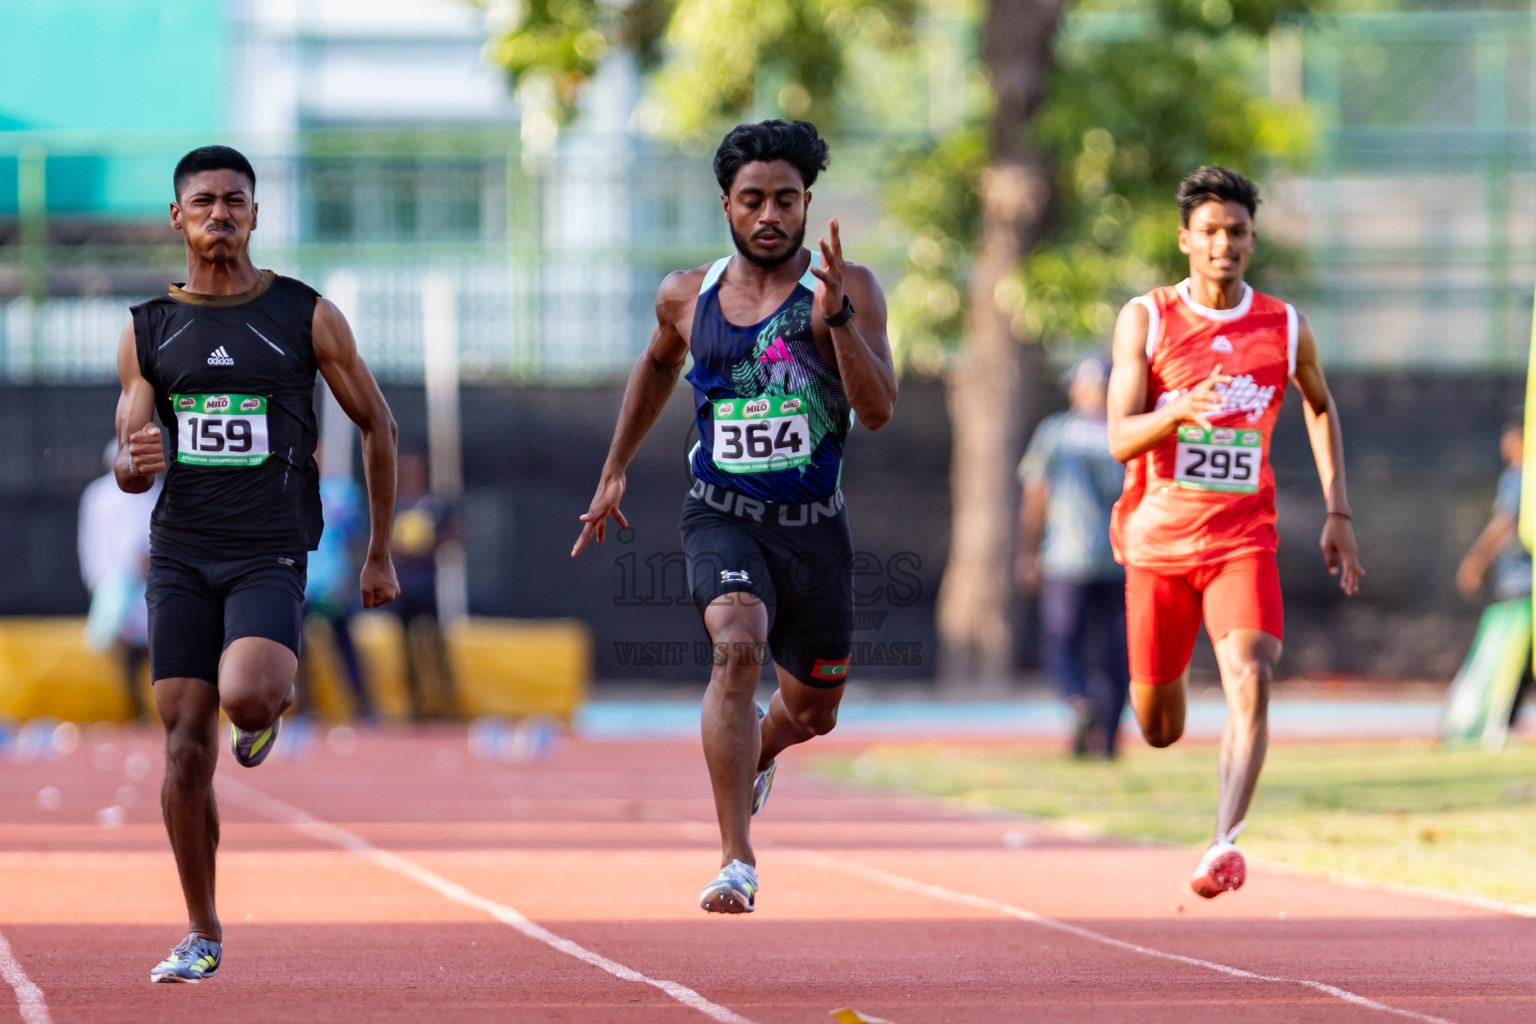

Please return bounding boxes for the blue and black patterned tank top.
[685,253,851,503]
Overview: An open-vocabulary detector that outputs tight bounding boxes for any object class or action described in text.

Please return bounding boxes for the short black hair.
[174,145,256,200]
[1505,406,1525,436]
[1177,165,1259,226]
[714,120,830,194]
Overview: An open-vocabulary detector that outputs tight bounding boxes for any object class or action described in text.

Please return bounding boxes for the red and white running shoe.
[1190,821,1247,899]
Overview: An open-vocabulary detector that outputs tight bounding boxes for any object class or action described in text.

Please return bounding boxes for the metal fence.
[1295,9,1536,369]
[2,10,1535,379]
[0,128,901,382]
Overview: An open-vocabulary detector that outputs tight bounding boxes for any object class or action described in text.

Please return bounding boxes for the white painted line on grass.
[218,777,755,1024]
[0,927,51,1024]
[802,851,1460,1024]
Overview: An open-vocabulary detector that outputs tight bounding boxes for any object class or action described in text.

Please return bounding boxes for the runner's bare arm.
[1291,313,1363,595]
[115,321,163,493]
[1105,299,1230,462]
[810,218,897,429]
[572,271,696,558]
[314,298,401,608]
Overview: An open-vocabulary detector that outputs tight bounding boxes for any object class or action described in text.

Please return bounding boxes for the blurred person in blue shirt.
[298,469,374,719]
[1455,411,1532,729]
[1016,355,1129,757]
[1457,412,1531,604]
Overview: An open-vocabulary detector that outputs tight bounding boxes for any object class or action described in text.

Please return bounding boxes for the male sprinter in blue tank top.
[572,120,898,913]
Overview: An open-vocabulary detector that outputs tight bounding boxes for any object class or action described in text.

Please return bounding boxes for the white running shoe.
[699,859,758,914]
[752,702,776,816]
[1190,821,1247,899]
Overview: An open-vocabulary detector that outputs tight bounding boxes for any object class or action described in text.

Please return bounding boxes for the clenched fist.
[126,424,167,477]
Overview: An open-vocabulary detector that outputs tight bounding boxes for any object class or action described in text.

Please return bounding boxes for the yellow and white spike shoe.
[699,859,758,914]
[230,716,280,768]
[150,933,221,983]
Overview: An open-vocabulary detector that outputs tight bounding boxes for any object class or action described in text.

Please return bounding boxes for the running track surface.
[0,727,1532,1023]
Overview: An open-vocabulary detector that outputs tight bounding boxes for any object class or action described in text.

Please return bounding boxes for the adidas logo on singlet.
[207,346,234,366]
[1210,335,1233,353]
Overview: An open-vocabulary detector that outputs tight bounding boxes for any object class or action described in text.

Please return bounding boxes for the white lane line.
[800,851,1458,1024]
[216,777,754,1024]
[0,927,51,1024]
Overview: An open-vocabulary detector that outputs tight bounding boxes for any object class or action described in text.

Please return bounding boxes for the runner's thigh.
[1125,565,1202,686]
[146,550,223,685]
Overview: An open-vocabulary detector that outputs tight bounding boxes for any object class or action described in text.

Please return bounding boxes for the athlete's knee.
[783,698,839,739]
[164,726,218,784]
[708,628,769,674]
[1224,659,1272,721]
[1140,719,1183,748]
[221,683,289,732]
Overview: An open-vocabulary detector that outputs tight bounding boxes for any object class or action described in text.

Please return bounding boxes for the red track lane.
[0,727,1531,1023]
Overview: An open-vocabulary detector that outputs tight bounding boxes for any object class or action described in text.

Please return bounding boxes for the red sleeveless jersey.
[1110,280,1298,573]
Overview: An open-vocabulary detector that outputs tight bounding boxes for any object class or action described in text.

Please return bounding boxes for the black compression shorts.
[679,479,853,687]
[146,549,307,683]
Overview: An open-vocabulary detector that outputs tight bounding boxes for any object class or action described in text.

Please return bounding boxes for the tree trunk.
[934,0,1063,691]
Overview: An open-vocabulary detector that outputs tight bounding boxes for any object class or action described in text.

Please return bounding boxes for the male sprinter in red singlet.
[571,120,897,913]
[1107,166,1363,898]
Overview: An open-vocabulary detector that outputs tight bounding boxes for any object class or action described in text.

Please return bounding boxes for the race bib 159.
[171,393,270,467]
[1174,425,1261,493]
[712,394,811,474]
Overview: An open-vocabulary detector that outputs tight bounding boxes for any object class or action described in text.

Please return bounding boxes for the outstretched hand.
[809,217,847,320]
[1321,515,1364,596]
[572,475,629,557]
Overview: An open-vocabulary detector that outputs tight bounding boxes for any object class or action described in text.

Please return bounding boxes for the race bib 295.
[1174,425,1261,493]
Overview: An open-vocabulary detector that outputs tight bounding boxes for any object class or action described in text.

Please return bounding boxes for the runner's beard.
[731,223,806,269]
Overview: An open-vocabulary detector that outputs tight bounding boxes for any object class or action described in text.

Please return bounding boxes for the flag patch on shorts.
[811,657,850,681]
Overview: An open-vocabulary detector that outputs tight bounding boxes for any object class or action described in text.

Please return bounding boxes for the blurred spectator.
[79,439,158,720]
[1455,411,1531,728]
[297,467,374,719]
[390,452,458,720]
[1456,412,1530,604]
[1016,355,1129,758]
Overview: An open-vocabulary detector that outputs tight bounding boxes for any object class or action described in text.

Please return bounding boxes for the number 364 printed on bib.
[171,393,271,467]
[712,394,812,474]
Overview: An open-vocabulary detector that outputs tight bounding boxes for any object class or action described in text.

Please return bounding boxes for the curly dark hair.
[1176,165,1259,226]
[173,145,256,200]
[713,120,830,194]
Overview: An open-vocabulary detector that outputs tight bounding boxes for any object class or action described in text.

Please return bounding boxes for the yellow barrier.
[0,619,148,722]
[0,616,590,724]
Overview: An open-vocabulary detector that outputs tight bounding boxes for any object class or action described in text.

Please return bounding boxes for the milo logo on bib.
[712,393,812,475]
[170,392,271,467]
[1174,424,1262,493]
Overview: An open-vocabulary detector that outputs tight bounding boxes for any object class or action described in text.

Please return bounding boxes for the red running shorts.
[1124,554,1284,686]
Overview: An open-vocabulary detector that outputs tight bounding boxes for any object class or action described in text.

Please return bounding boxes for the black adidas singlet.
[130,270,323,560]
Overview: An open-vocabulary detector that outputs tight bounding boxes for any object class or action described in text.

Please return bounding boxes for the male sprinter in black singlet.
[115,146,400,981]
[572,121,898,913]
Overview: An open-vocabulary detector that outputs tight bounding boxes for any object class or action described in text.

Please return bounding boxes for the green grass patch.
[810,740,1536,906]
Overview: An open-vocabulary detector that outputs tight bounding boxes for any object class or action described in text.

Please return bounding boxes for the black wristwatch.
[823,295,855,328]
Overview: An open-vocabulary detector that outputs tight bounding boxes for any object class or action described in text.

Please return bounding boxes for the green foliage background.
[482,0,1323,371]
